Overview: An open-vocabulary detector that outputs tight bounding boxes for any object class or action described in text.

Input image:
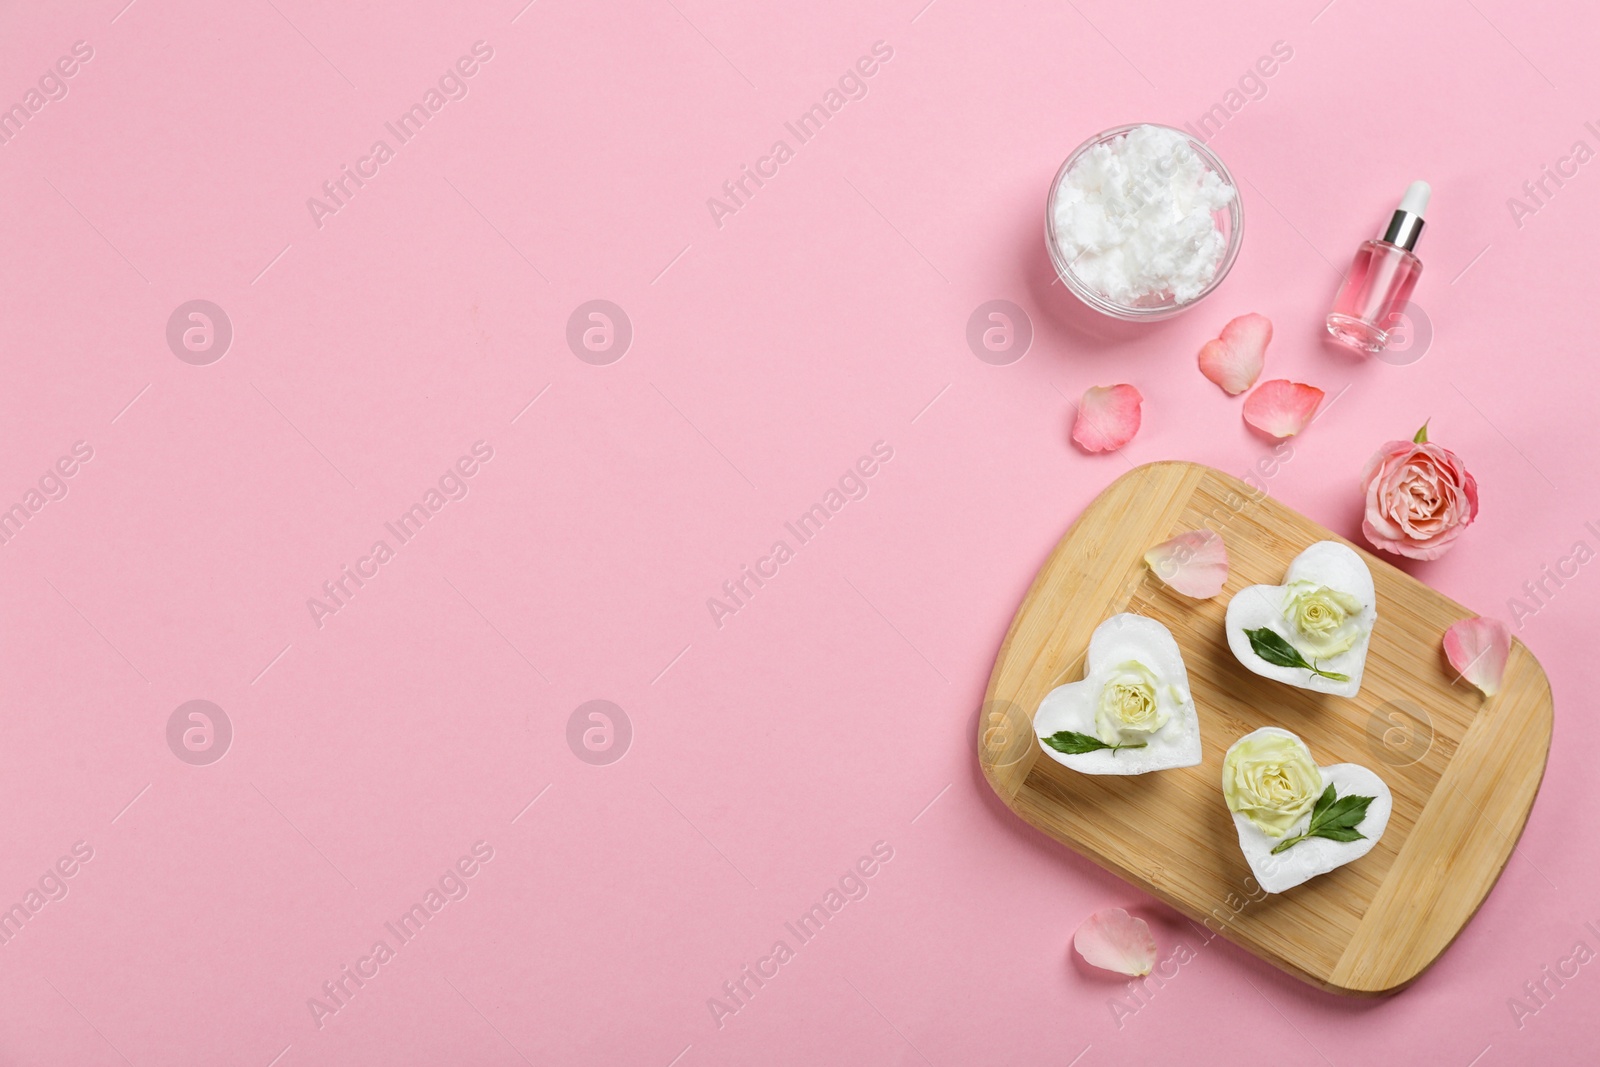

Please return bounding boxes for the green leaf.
[1269,784,1376,853]
[1413,421,1430,444]
[1314,827,1367,843]
[1245,627,1312,670]
[1243,627,1350,683]
[1309,782,1336,819]
[1043,730,1108,754]
[1041,730,1146,756]
[1314,793,1374,833]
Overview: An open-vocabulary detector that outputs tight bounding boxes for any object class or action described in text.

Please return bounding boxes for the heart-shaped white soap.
[1225,540,1376,698]
[1033,613,1202,775]
[1223,727,1393,894]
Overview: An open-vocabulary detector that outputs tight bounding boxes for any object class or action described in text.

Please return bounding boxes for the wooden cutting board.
[979,461,1553,995]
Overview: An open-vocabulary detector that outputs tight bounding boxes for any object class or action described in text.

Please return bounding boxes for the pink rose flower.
[1360,435,1479,560]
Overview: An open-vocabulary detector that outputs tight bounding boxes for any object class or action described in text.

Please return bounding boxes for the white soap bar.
[1225,540,1376,698]
[1225,728,1393,894]
[1033,613,1202,775]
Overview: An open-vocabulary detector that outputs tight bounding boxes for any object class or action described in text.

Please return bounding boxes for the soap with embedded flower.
[1222,726,1392,893]
[1225,541,1376,698]
[1033,613,1202,775]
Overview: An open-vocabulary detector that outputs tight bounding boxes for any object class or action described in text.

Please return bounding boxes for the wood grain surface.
[978,461,1552,995]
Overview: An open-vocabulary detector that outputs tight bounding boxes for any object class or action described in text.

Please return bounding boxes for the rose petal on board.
[1072,384,1143,453]
[1242,380,1325,438]
[1443,616,1511,697]
[1198,313,1272,395]
[1144,530,1229,598]
[1073,908,1156,977]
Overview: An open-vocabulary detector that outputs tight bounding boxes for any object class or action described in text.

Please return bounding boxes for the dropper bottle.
[1326,181,1430,354]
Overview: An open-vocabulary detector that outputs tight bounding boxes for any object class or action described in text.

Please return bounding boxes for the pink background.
[1,0,1596,1063]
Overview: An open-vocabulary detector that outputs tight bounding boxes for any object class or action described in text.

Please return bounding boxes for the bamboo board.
[979,461,1552,995]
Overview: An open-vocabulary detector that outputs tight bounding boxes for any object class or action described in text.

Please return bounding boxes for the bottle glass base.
[1325,314,1387,354]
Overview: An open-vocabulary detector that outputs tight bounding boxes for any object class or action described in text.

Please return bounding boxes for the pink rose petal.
[1074,908,1156,977]
[1072,384,1143,453]
[1443,616,1510,697]
[1144,530,1229,598]
[1198,312,1272,395]
[1242,379,1324,438]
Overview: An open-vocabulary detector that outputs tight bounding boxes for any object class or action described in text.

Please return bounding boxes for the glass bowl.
[1045,123,1244,322]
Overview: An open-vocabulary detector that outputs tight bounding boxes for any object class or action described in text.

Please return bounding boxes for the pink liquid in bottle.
[1326,182,1429,355]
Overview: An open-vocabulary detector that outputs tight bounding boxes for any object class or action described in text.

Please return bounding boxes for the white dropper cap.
[1398,180,1431,218]
[1383,181,1430,250]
